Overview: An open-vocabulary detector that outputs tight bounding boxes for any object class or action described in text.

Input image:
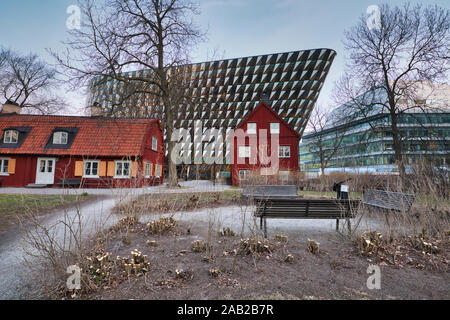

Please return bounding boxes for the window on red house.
[0,158,9,174]
[270,123,280,134]
[247,123,257,134]
[84,161,99,177]
[279,146,291,158]
[4,130,18,144]
[239,170,248,181]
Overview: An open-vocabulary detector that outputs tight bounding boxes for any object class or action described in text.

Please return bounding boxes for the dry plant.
[238,237,274,256]
[18,193,114,298]
[307,239,320,254]
[147,217,177,235]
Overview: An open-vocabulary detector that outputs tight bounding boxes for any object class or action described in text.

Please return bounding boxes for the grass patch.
[0,194,92,232]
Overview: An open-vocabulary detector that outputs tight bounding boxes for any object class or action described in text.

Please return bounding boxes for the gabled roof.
[236,101,301,138]
[0,114,162,157]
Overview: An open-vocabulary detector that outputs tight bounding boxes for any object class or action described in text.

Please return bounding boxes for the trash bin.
[333,179,350,200]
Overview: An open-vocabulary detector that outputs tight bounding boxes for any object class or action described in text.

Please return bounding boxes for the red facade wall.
[231,103,299,186]
[0,120,165,188]
[0,155,164,188]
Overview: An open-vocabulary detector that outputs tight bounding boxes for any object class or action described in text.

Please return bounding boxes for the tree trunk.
[166,104,179,187]
[390,111,406,185]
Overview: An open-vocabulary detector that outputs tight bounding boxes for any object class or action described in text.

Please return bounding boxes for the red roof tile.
[0,114,161,157]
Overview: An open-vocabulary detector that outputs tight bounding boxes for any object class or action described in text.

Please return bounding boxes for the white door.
[35,158,56,185]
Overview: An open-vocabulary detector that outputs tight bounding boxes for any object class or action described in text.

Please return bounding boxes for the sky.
[0,0,448,115]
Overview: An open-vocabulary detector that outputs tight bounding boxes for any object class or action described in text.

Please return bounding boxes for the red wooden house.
[231,101,300,186]
[0,114,165,188]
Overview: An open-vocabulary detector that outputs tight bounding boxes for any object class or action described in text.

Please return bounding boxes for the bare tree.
[50,0,206,187]
[0,49,66,114]
[304,104,348,175]
[334,3,449,180]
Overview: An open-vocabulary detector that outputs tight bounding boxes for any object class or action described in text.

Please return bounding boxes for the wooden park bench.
[56,178,82,188]
[254,198,361,237]
[363,189,415,212]
[242,185,298,199]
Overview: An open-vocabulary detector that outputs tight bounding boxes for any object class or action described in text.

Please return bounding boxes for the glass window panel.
[123,163,130,176]
[247,123,256,134]
[270,123,280,134]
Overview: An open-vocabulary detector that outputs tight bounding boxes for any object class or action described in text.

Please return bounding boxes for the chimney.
[90,101,104,116]
[1,100,21,114]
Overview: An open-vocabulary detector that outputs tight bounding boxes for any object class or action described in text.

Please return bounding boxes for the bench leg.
[260,216,263,231]
[264,218,267,238]
[336,219,339,231]
[347,218,351,233]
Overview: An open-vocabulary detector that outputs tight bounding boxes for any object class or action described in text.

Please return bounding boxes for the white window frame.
[145,162,151,178]
[0,158,10,176]
[3,130,18,144]
[279,146,291,158]
[152,136,158,151]
[270,123,280,134]
[83,160,99,178]
[247,123,257,134]
[115,160,131,178]
[53,131,68,145]
[155,164,161,178]
[238,146,251,158]
[239,170,248,181]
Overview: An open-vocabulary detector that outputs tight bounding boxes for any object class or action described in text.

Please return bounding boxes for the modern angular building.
[89,49,336,134]
[88,49,337,178]
[300,82,450,175]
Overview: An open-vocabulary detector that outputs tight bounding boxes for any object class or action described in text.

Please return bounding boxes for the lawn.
[0,193,92,233]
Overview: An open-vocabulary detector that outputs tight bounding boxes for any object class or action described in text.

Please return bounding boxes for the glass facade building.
[300,84,450,175]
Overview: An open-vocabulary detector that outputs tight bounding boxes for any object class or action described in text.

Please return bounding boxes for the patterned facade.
[88,49,336,137]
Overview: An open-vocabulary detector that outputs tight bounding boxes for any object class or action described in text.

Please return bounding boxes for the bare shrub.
[307,239,320,254]
[18,193,116,298]
[117,249,150,276]
[147,217,177,235]
[238,237,273,255]
[284,254,294,263]
[218,227,236,237]
[356,231,384,257]
[174,269,194,281]
[209,268,221,277]
[274,234,288,242]
[191,240,211,253]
